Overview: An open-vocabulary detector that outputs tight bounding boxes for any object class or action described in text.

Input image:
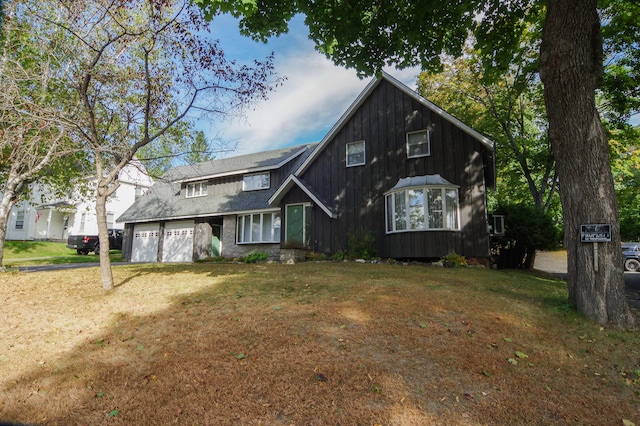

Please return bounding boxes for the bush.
[330,250,347,261]
[347,230,377,260]
[244,251,269,264]
[492,203,561,269]
[440,252,468,267]
[306,251,328,261]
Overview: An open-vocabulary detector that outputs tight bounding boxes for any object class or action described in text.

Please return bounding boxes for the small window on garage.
[243,172,270,191]
[346,140,365,167]
[186,181,207,198]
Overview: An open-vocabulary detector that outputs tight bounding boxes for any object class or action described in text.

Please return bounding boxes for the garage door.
[162,220,194,262]
[131,223,160,262]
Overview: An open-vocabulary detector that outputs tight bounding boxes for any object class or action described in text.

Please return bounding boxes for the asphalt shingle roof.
[117,144,316,223]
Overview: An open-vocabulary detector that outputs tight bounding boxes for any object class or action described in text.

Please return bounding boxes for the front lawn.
[0,262,638,425]
[3,241,122,266]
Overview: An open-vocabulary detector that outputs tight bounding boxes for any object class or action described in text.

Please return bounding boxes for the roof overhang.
[269,175,337,219]
[384,175,459,194]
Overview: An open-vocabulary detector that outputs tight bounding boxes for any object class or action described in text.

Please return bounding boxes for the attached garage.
[162,220,194,262]
[131,223,160,262]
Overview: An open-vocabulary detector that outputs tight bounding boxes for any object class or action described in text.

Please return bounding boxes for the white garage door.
[162,220,194,263]
[132,223,160,262]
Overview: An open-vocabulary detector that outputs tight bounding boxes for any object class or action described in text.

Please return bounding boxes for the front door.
[285,204,305,246]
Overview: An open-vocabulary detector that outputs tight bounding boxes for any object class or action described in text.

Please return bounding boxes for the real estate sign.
[580,224,612,243]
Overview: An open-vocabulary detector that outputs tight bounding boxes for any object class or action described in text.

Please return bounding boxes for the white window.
[407,130,430,158]
[243,172,270,191]
[107,212,115,229]
[186,181,207,198]
[346,140,366,167]
[236,212,281,243]
[386,186,459,232]
[79,213,86,233]
[15,210,25,230]
[135,186,143,200]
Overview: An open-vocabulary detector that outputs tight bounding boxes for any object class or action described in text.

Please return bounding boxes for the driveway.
[535,251,640,311]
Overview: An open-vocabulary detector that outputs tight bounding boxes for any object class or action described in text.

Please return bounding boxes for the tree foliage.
[417,42,559,216]
[26,0,282,289]
[0,0,85,270]
[492,203,560,270]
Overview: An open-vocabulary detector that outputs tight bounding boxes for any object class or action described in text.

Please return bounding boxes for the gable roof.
[269,175,337,218]
[117,144,317,223]
[168,145,311,183]
[293,72,495,178]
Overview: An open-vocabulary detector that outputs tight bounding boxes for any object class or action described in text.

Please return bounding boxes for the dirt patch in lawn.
[1,262,639,425]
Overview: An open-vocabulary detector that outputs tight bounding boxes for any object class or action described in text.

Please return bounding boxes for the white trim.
[269,175,337,219]
[406,129,431,158]
[185,181,208,198]
[346,140,366,167]
[385,186,460,233]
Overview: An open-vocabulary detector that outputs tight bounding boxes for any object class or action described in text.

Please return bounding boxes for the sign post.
[580,224,612,272]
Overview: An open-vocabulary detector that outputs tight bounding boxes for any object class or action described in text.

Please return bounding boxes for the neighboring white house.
[6,161,153,241]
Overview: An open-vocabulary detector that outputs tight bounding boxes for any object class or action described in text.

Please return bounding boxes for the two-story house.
[118,73,496,263]
[6,161,153,241]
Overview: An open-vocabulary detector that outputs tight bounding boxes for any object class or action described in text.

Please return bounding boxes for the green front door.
[211,225,221,257]
[286,204,305,246]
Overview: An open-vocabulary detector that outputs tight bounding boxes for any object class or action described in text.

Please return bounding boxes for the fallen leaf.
[315,373,328,382]
[622,420,635,426]
[508,358,518,365]
[515,351,528,359]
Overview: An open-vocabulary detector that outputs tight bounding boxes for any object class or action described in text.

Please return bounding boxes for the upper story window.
[79,212,86,233]
[243,172,270,191]
[186,181,207,198]
[15,210,25,230]
[407,130,431,158]
[346,140,366,167]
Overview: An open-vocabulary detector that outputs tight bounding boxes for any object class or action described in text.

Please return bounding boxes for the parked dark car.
[622,243,640,272]
[66,229,124,255]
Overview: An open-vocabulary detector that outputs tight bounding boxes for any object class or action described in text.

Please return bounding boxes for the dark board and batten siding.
[286,79,491,260]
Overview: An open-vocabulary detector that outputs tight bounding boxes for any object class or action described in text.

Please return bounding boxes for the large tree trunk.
[539,0,635,328]
[96,181,114,290]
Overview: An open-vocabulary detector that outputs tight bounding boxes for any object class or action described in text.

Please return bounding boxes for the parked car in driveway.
[66,229,124,255]
[622,243,640,272]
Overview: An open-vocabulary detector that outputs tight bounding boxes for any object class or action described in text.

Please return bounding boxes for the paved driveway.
[535,251,640,311]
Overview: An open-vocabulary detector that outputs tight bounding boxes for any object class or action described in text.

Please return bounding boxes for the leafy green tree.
[609,124,640,241]
[29,0,281,290]
[197,0,636,327]
[417,43,559,216]
[0,0,85,270]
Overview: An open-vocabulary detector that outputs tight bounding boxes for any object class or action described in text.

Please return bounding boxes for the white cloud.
[203,16,421,156]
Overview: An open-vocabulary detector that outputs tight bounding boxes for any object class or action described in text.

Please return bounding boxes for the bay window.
[386,185,459,232]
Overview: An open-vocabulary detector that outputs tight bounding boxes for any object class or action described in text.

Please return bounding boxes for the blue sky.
[202,14,420,156]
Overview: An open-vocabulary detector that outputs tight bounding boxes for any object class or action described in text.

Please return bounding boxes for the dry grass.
[1,262,639,425]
